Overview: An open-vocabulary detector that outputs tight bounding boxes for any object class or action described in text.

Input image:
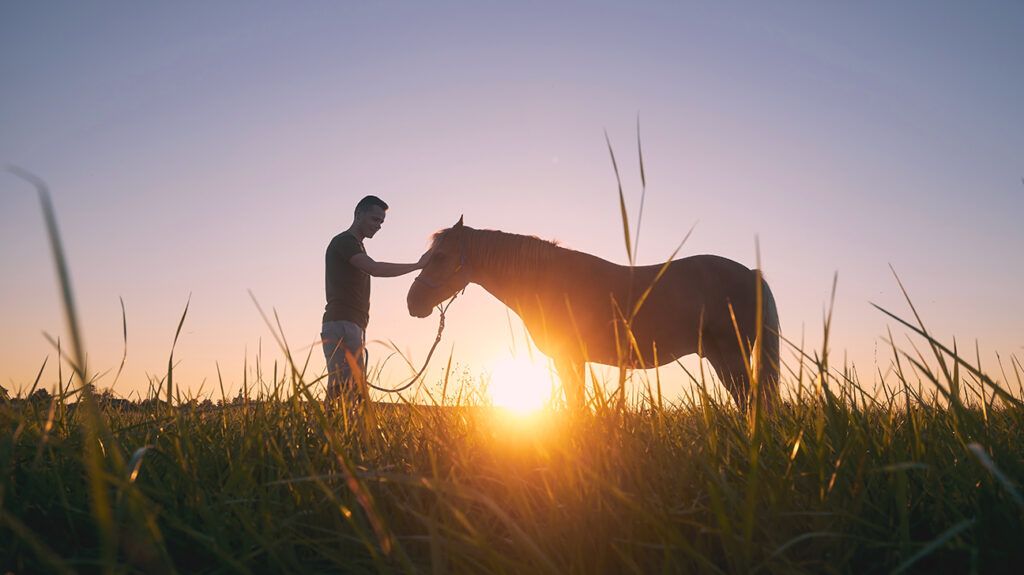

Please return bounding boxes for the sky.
[2,1,1022,403]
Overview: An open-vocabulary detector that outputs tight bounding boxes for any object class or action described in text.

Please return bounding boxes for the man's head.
[353,195,388,239]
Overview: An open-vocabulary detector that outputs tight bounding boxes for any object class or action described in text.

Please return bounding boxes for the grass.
[4,153,1024,573]
[2,346,1023,573]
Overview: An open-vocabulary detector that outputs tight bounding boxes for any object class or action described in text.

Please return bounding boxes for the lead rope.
[365,293,459,393]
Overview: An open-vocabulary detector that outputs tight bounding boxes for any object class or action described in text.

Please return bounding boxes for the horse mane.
[432,227,561,276]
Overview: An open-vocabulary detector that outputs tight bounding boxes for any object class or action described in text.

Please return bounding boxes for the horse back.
[627,254,769,361]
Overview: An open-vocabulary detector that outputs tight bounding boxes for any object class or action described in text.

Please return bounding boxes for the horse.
[407,217,780,410]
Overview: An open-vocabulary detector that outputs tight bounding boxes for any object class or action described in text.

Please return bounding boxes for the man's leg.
[321,321,366,409]
[322,322,347,405]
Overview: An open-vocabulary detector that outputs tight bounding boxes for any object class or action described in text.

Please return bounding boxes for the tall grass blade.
[166,294,191,408]
[632,116,647,263]
[967,442,1024,509]
[111,296,128,389]
[629,222,697,320]
[7,166,87,384]
[7,166,122,571]
[605,130,633,265]
[891,519,975,575]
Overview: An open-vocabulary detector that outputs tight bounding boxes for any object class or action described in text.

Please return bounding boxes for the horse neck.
[465,229,553,310]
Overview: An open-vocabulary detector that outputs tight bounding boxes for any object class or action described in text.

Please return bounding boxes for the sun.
[487,355,553,414]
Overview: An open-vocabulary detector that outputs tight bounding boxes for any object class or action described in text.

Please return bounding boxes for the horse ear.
[454,215,464,229]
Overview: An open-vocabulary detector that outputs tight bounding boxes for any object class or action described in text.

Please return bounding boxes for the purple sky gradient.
[2,1,1022,401]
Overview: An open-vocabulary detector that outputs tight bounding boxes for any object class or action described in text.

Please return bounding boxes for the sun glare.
[487,355,553,414]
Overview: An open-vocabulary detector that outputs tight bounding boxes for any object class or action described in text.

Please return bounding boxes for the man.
[322,195,431,407]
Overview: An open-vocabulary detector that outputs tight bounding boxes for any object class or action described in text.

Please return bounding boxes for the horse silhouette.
[408,217,779,410]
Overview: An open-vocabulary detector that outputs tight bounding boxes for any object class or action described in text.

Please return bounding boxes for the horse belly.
[567,301,701,368]
[626,276,706,366]
[634,315,702,366]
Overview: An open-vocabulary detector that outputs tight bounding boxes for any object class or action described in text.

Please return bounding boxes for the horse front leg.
[555,359,586,411]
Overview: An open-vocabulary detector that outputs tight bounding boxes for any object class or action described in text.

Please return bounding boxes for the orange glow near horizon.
[486,355,554,414]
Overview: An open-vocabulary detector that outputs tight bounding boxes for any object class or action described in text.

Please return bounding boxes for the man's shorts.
[321,320,367,403]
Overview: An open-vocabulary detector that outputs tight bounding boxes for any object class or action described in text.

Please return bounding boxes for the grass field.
[2,328,1023,573]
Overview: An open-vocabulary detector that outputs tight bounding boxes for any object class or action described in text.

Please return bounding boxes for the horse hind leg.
[555,359,586,411]
[705,345,752,411]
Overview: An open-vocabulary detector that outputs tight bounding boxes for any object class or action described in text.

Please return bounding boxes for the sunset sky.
[2,2,1022,403]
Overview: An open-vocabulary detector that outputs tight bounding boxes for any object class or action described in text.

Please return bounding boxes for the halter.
[367,233,467,394]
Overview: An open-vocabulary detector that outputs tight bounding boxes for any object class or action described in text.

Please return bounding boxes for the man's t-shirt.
[323,231,370,328]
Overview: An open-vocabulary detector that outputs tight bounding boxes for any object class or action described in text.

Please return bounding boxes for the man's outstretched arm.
[349,250,431,278]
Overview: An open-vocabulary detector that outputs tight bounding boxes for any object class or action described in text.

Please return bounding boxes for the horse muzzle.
[409,305,433,319]
[407,288,434,318]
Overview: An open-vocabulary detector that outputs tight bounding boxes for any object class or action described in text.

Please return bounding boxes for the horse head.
[408,216,471,318]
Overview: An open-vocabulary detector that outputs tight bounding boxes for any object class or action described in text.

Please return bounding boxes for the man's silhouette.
[322,195,430,407]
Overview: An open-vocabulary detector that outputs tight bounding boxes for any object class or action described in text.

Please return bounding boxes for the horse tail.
[757,275,781,403]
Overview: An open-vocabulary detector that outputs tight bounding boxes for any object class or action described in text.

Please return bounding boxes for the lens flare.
[487,356,552,414]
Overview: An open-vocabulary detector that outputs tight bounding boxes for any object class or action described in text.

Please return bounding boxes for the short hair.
[354,195,388,216]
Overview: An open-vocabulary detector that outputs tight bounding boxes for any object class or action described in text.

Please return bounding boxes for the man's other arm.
[349,250,431,278]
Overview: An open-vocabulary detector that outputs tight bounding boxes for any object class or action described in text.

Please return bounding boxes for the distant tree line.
[0,383,265,412]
